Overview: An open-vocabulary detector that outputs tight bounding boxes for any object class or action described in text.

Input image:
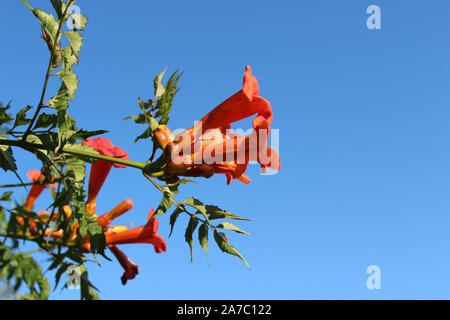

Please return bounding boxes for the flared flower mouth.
[164,66,281,184]
[82,137,129,168]
[105,209,167,253]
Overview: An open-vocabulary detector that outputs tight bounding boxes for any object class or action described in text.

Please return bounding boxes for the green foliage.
[125,69,183,144]
[213,230,249,268]
[166,197,250,266]
[185,216,199,262]
[0,0,256,301]
[153,188,174,217]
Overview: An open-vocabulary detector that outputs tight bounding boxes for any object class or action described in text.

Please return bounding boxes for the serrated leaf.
[61,46,79,71]
[183,197,212,227]
[216,222,251,235]
[57,70,78,99]
[72,129,108,141]
[49,83,70,113]
[22,1,59,42]
[213,229,249,268]
[153,189,173,217]
[0,102,13,126]
[78,266,100,300]
[13,106,32,129]
[33,113,57,130]
[64,31,83,56]
[206,205,251,221]
[0,148,17,172]
[169,207,183,237]
[185,216,199,262]
[68,14,88,31]
[65,154,87,189]
[134,127,152,143]
[124,114,148,124]
[154,70,183,125]
[198,223,209,258]
[154,67,167,99]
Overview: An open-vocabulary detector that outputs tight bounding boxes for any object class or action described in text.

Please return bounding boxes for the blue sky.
[1,0,450,299]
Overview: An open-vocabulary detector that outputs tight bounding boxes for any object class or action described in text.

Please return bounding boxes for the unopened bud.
[153,125,175,149]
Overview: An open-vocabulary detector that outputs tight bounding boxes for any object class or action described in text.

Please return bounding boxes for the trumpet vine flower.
[81,137,129,215]
[165,66,281,184]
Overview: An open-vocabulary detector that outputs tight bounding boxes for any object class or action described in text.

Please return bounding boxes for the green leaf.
[185,216,199,262]
[64,31,83,57]
[154,70,183,125]
[134,127,152,144]
[124,114,148,124]
[13,106,32,129]
[169,207,183,237]
[61,46,79,71]
[50,0,63,19]
[153,189,173,217]
[78,266,100,300]
[0,148,17,172]
[57,69,78,100]
[213,229,250,268]
[68,14,88,31]
[198,223,209,258]
[183,197,212,226]
[206,205,251,221]
[72,129,109,141]
[0,191,13,202]
[22,1,59,42]
[216,222,251,235]
[49,83,70,113]
[0,102,13,126]
[154,67,167,99]
[33,113,57,130]
[65,153,88,189]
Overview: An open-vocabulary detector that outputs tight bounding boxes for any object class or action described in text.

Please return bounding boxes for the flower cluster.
[22,137,167,285]
[158,66,281,184]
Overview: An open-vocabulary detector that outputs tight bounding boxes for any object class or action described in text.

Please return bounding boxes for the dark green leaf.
[216,222,251,235]
[33,113,57,130]
[185,216,199,262]
[198,223,209,258]
[213,229,249,268]
[169,207,183,237]
[13,106,32,129]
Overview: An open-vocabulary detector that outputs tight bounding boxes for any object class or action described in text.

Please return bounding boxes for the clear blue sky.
[1,0,450,299]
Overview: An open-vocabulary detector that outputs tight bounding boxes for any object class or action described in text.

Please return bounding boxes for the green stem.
[62,147,147,170]
[0,232,74,247]
[0,139,151,171]
[0,181,57,188]
[22,2,73,140]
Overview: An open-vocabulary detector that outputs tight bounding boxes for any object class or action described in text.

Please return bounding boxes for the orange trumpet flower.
[165,66,280,184]
[105,209,167,253]
[81,137,129,215]
[25,170,56,212]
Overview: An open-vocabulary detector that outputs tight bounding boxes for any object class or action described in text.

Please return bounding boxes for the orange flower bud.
[153,125,175,149]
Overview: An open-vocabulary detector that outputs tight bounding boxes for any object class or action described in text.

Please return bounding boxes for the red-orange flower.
[109,245,139,285]
[105,209,167,253]
[97,199,133,228]
[165,66,280,184]
[25,170,56,212]
[81,137,129,215]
